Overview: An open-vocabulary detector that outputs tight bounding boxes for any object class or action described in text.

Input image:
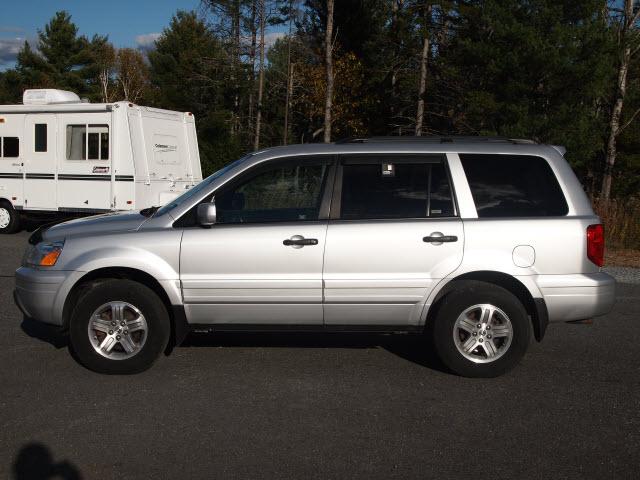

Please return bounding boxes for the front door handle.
[283,235,318,248]
[423,232,458,244]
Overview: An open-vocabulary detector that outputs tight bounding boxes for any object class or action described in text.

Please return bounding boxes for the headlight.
[24,241,65,267]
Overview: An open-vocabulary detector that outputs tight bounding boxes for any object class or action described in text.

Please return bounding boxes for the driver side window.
[216,161,329,224]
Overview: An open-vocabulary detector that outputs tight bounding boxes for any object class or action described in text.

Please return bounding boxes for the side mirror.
[197,201,217,227]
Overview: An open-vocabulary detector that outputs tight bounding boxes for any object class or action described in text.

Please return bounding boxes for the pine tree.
[16,11,98,97]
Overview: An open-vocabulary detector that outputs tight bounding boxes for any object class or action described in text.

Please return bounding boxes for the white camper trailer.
[0,89,203,232]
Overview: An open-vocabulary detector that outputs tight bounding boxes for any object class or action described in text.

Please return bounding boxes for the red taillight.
[586,224,605,267]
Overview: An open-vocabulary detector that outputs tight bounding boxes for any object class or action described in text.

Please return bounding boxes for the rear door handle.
[423,232,458,243]
[283,235,318,248]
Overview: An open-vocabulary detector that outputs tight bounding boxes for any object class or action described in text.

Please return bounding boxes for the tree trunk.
[254,0,266,150]
[415,5,431,136]
[283,0,294,145]
[602,0,634,199]
[248,1,257,136]
[232,0,241,135]
[323,0,335,143]
[99,70,110,103]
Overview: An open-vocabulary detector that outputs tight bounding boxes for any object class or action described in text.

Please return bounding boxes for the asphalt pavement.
[1,230,639,479]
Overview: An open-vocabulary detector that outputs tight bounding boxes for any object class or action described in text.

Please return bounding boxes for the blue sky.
[0,0,201,69]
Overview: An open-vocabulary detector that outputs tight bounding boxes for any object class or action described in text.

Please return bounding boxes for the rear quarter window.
[459,154,568,217]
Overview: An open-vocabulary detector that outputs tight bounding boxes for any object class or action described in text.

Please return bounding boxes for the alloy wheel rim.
[88,301,148,360]
[453,304,513,364]
[0,208,10,229]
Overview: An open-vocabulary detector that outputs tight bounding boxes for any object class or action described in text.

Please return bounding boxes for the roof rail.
[335,136,537,145]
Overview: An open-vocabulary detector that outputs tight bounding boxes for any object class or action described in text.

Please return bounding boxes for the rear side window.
[340,160,455,219]
[460,154,568,217]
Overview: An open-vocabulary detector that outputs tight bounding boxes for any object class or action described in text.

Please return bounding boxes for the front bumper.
[537,272,616,322]
[14,267,74,326]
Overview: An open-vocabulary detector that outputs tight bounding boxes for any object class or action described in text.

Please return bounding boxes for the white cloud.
[0,37,24,65]
[0,26,25,34]
[135,33,161,51]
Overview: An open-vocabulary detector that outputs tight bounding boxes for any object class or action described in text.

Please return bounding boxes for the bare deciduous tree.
[94,42,116,103]
[602,0,640,198]
[283,0,296,145]
[415,3,432,136]
[323,0,335,143]
[254,0,266,149]
[116,48,150,104]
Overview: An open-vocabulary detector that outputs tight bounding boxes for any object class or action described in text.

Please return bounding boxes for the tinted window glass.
[341,163,429,219]
[340,161,455,219]
[216,162,328,223]
[460,154,568,217]
[35,124,47,152]
[101,131,109,159]
[429,163,455,217]
[3,137,19,157]
[88,132,100,159]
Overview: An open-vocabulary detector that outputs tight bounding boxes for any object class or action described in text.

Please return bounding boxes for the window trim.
[330,154,458,221]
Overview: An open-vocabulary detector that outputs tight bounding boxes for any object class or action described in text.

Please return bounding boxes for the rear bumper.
[537,273,616,322]
[14,267,74,326]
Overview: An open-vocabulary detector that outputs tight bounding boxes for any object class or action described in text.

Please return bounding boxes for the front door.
[23,114,57,209]
[323,154,464,326]
[180,156,333,325]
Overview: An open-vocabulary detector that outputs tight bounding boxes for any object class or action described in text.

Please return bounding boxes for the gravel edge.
[604,266,640,285]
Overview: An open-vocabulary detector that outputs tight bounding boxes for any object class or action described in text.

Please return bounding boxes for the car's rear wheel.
[0,201,21,234]
[69,279,170,374]
[432,280,531,377]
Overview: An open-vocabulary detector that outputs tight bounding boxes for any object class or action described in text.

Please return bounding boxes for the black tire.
[0,201,21,234]
[69,279,170,374]
[431,280,531,378]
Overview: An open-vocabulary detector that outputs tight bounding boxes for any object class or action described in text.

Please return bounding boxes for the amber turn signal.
[40,249,62,266]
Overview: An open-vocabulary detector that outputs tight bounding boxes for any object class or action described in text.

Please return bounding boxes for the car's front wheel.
[69,279,170,374]
[432,280,531,377]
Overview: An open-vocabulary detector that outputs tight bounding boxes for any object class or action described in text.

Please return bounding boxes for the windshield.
[155,155,250,217]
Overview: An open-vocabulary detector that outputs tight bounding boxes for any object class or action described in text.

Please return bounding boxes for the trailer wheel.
[0,201,21,234]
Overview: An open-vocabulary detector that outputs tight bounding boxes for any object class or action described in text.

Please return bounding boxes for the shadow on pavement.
[20,317,68,349]
[182,331,449,373]
[20,316,450,373]
[12,443,82,480]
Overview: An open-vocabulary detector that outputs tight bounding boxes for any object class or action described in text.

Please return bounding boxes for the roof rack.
[335,136,537,145]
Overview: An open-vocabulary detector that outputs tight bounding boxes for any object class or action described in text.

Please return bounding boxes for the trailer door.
[23,114,57,210]
[57,113,112,211]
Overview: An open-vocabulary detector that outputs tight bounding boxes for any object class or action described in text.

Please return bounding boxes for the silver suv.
[14,137,616,376]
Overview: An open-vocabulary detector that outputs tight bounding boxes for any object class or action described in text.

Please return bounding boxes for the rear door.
[23,114,57,209]
[323,154,464,326]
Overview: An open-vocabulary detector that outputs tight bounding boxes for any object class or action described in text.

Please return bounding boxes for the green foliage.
[1,3,639,199]
[442,0,616,181]
[148,11,245,175]
[16,11,102,98]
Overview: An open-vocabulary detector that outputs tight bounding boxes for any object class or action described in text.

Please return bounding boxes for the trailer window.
[66,124,109,160]
[35,124,47,152]
[1,137,19,158]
